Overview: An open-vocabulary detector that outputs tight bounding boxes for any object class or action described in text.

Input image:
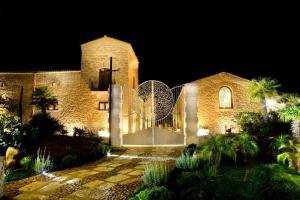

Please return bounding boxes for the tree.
[0,94,11,112]
[0,114,23,156]
[31,87,58,114]
[248,77,280,122]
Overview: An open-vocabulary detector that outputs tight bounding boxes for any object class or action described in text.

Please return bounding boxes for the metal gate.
[122,80,185,146]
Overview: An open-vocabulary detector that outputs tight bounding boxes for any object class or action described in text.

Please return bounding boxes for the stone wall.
[191,72,261,134]
[0,73,34,123]
[34,71,109,134]
[81,36,139,134]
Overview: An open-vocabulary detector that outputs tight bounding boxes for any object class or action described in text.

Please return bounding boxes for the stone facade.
[191,72,261,134]
[0,36,261,146]
[0,36,139,136]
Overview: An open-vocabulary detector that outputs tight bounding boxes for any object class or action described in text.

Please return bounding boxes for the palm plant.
[248,77,280,122]
[198,135,236,168]
[276,138,300,172]
[269,135,288,154]
[279,93,300,106]
[278,104,300,121]
[31,87,58,114]
[233,132,258,163]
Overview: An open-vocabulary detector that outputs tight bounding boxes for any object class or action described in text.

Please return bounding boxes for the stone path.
[11,147,182,200]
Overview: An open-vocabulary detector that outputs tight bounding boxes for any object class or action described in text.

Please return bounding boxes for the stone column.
[184,83,199,145]
[111,85,122,147]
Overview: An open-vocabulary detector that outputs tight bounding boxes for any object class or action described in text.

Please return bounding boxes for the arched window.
[219,87,232,108]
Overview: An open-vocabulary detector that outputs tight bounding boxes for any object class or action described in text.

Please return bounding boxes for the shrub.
[274,138,300,172]
[97,143,110,155]
[65,145,72,154]
[82,145,97,162]
[20,156,34,170]
[73,127,96,137]
[207,165,218,177]
[0,114,23,156]
[60,155,77,169]
[73,127,85,137]
[235,112,263,134]
[269,135,289,154]
[197,135,236,167]
[175,154,199,170]
[28,113,66,139]
[33,147,53,173]
[233,132,259,162]
[143,161,171,187]
[183,143,197,156]
[137,186,173,200]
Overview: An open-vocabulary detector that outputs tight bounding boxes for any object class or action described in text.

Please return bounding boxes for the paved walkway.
[12,147,182,200]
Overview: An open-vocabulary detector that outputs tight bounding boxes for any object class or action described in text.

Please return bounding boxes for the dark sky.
[0,3,298,92]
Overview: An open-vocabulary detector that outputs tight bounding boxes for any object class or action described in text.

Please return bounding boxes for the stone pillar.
[111,85,122,147]
[184,83,199,145]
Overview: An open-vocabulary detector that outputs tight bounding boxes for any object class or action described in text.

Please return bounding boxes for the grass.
[143,161,171,187]
[4,170,36,184]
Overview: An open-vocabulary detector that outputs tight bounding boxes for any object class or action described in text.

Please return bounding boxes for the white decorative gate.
[122,80,185,146]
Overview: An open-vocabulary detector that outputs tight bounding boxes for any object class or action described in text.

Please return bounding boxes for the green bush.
[183,143,197,156]
[175,171,205,187]
[135,186,173,200]
[233,132,259,163]
[97,143,110,155]
[73,127,96,137]
[20,156,34,170]
[60,155,78,169]
[73,127,85,137]
[175,154,200,170]
[28,113,66,139]
[0,114,23,156]
[4,170,36,183]
[143,161,171,187]
[197,135,236,167]
[82,145,97,162]
[235,112,263,134]
[33,147,53,173]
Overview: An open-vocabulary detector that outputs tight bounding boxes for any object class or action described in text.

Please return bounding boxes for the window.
[98,68,110,91]
[47,104,58,111]
[133,77,136,89]
[99,102,109,110]
[219,87,233,108]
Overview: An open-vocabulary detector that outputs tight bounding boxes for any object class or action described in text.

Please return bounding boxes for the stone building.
[0,36,261,147]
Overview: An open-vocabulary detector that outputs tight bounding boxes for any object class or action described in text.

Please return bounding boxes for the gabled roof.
[81,35,130,48]
[81,35,138,62]
[191,72,250,83]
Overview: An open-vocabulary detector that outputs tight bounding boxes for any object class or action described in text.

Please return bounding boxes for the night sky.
[0,3,298,93]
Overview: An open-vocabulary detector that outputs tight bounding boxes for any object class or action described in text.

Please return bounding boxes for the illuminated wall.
[80,36,139,134]
[0,73,34,123]
[191,72,261,134]
[0,36,138,137]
